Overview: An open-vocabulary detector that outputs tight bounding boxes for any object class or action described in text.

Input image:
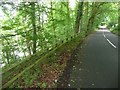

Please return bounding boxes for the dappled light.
[0,1,118,89]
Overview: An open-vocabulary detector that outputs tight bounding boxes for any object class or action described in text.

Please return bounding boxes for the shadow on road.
[57,41,83,88]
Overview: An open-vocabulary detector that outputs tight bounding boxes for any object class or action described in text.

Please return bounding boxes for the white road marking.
[106,39,117,48]
[103,32,117,49]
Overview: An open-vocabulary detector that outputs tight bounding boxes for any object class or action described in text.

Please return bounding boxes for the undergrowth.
[3,31,87,88]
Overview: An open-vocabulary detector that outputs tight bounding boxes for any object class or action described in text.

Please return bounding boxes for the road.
[58,28,118,88]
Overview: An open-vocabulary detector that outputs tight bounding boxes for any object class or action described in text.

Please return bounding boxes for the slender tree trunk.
[66,1,70,19]
[74,1,84,33]
[4,39,10,64]
[6,51,10,64]
[66,1,70,40]
[87,2,105,31]
[87,2,95,31]
[50,2,56,45]
[26,39,31,55]
[50,2,55,31]
[118,2,120,31]
[30,2,37,54]
[85,2,88,32]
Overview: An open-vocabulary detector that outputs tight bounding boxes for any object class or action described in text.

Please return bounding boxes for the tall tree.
[87,2,105,31]
[74,1,84,33]
[30,2,37,54]
[84,2,89,32]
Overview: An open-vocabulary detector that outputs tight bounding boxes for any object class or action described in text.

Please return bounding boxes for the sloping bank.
[2,31,90,88]
[111,30,120,36]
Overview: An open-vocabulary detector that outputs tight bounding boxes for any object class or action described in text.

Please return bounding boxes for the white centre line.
[103,32,117,49]
[106,39,117,48]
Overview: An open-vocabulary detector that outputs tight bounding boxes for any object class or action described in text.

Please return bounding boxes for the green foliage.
[0,1,118,88]
[41,82,48,88]
[107,21,117,29]
[1,1,118,69]
[2,26,12,30]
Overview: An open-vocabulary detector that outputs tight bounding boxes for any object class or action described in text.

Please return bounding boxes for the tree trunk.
[87,2,105,31]
[85,2,89,32]
[30,2,37,54]
[66,1,70,19]
[50,2,56,45]
[6,51,10,64]
[74,1,84,33]
[66,1,70,40]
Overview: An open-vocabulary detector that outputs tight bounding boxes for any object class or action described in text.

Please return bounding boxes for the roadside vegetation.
[106,3,119,35]
[0,1,118,88]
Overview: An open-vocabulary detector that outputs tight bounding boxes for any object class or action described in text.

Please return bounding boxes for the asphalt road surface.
[67,28,118,88]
